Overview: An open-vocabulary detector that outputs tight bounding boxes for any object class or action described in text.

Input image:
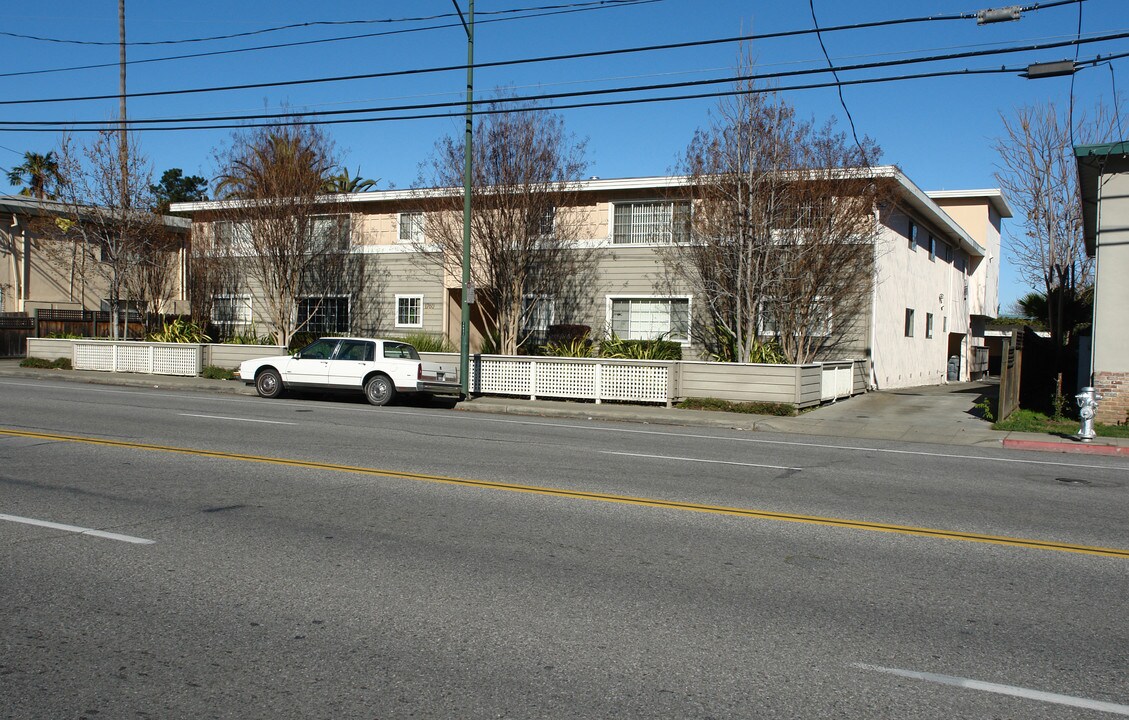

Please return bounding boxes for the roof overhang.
[925,188,1014,219]
[1,194,191,231]
[1075,141,1129,256]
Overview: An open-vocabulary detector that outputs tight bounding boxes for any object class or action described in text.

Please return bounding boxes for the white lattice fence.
[72,341,201,376]
[470,356,670,405]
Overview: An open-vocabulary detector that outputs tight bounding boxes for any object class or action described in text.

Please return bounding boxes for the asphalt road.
[2,378,1127,719]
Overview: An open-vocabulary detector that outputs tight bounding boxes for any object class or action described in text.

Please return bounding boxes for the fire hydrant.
[1076,386,1103,442]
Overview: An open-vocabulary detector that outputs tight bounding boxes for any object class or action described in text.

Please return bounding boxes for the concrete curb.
[1002,438,1128,456]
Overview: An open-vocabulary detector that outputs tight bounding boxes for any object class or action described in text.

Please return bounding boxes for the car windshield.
[383,342,420,360]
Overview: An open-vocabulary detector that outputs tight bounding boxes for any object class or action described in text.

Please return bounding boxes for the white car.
[239,337,461,406]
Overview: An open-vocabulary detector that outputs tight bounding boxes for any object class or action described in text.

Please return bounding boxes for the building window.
[904,308,915,337]
[309,214,351,252]
[928,234,937,261]
[398,212,424,244]
[395,294,423,328]
[612,201,690,244]
[298,296,350,335]
[609,297,690,342]
[521,294,554,345]
[215,220,252,255]
[535,206,555,237]
[926,312,934,338]
[908,220,918,250]
[758,298,832,337]
[944,242,954,262]
[211,295,252,328]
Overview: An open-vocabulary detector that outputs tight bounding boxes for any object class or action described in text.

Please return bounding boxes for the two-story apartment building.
[172,166,1008,389]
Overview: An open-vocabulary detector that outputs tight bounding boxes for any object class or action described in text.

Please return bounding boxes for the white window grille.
[215,221,253,255]
[609,297,689,342]
[298,296,350,335]
[309,214,351,252]
[612,201,690,244]
[211,295,252,327]
[395,294,423,328]
[521,294,554,345]
[398,212,424,244]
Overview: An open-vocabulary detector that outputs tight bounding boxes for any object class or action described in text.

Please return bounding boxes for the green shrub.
[21,356,72,370]
[44,331,83,340]
[200,365,236,380]
[396,333,455,353]
[147,318,210,343]
[599,334,682,360]
[678,397,796,416]
[225,326,275,345]
[541,337,594,357]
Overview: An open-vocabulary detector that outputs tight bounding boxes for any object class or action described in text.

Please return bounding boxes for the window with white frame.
[534,206,555,237]
[215,220,253,255]
[395,294,423,328]
[297,296,350,335]
[609,297,689,342]
[211,295,253,328]
[926,312,934,338]
[521,294,554,344]
[904,308,915,337]
[612,201,690,244]
[308,214,351,252]
[398,211,424,244]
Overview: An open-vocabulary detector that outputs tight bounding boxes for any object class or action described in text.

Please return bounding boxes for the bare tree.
[53,131,171,337]
[212,122,369,347]
[993,102,1114,355]
[418,99,591,355]
[671,76,884,364]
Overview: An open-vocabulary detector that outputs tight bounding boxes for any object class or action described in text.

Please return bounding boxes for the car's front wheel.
[364,374,395,406]
[255,368,284,399]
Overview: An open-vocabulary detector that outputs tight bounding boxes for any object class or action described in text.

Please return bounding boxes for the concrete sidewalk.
[0,359,1125,456]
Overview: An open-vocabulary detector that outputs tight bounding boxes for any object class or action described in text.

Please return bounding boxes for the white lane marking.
[0,513,155,545]
[598,450,801,472]
[853,663,1129,716]
[178,413,295,425]
[3,379,1125,472]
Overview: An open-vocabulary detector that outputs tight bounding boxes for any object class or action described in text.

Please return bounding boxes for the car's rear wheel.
[255,368,284,399]
[364,374,395,406]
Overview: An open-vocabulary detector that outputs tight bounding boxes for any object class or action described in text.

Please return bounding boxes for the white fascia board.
[926,188,1015,219]
[874,167,986,258]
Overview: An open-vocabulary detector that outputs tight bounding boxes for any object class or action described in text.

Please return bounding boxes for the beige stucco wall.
[1092,171,1129,375]
[872,211,976,389]
[930,197,1002,320]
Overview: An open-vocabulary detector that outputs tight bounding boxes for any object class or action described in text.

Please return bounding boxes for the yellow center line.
[4,427,1127,559]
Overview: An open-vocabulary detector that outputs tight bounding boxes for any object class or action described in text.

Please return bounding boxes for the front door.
[327,339,376,389]
[283,338,338,387]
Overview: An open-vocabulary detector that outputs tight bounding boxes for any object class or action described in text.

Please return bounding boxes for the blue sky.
[2,0,1125,310]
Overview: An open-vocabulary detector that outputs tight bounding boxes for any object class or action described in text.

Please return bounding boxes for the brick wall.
[1093,371,1129,425]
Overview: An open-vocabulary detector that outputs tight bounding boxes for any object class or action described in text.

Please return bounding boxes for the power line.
[0,0,660,80]
[808,0,866,159]
[4,48,1126,135]
[1,7,1112,108]
[7,29,1127,127]
[0,1,647,47]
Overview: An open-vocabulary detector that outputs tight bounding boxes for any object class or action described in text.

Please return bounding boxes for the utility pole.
[452,0,474,398]
[114,0,128,339]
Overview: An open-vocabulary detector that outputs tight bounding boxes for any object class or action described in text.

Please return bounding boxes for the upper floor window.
[309,214,351,252]
[612,201,690,244]
[215,220,252,255]
[928,234,937,261]
[908,220,918,251]
[904,308,915,337]
[398,211,424,244]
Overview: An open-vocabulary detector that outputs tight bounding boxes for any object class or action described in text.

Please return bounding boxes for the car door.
[282,338,338,387]
[326,339,376,389]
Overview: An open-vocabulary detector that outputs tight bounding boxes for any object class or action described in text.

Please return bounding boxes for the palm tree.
[5,150,64,199]
[322,166,378,194]
[215,128,332,199]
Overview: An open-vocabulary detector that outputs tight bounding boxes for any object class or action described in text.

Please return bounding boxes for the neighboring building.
[0,195,191,316]
[1076,141,1129,424]
[172,167,1006,389]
